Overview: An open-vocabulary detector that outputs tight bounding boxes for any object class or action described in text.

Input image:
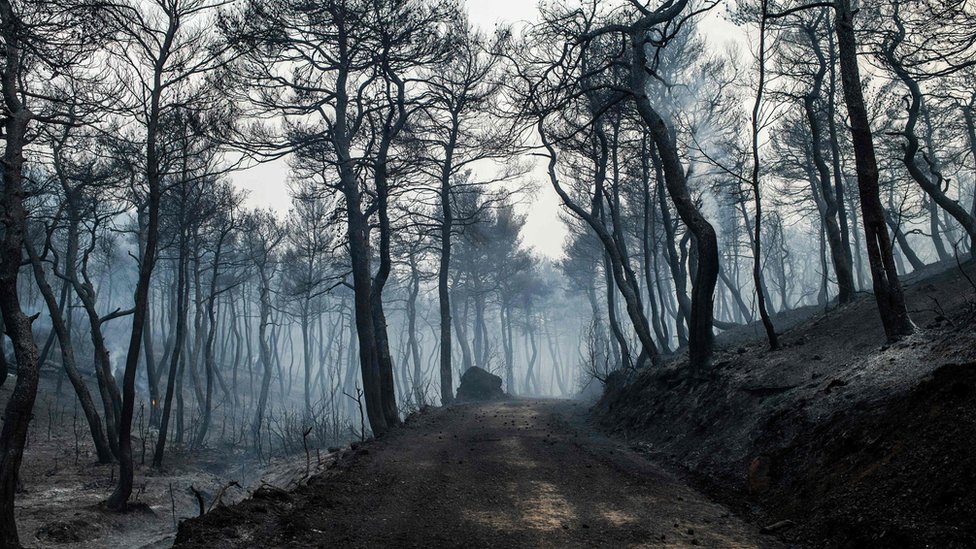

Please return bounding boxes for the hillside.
[595,259,976,548]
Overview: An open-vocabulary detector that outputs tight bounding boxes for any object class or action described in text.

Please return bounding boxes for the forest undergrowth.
[0,373,356,549]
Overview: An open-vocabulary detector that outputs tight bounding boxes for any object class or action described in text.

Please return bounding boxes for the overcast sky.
[230,1,741,260]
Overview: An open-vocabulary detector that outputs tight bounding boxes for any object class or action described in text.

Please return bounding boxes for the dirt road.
[175,400,783,548]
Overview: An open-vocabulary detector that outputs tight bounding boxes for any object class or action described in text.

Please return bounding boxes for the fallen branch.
[760,519,796,534]
[303,426,313,476]
[189,485,205,517]
[208,480,241,512]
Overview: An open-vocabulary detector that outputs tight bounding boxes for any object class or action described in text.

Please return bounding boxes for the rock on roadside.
[456,367,507,402]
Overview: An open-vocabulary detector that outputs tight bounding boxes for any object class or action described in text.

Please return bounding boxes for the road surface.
[175,399,782,548]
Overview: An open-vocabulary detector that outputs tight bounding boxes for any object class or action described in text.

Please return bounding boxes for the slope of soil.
[595,260,976,548]
[175,400,784,548]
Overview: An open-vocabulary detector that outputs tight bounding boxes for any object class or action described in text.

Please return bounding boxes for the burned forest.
[0,0,975,548]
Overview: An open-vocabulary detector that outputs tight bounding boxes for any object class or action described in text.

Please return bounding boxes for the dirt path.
[176,399,782,548]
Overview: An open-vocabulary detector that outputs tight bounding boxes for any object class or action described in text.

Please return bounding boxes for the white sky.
[231,0,561,259]
[231,1,743,260]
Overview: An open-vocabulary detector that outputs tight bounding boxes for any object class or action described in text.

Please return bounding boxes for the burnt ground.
[175,400,784,549]
[595,259,976,548]
[1,372,341,549]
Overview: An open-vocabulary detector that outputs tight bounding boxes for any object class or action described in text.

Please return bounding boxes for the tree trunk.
[500,303,515,394]
[300,308,313,418]
[640,136,670,351]
[250,269,274,454]
[143,302,160,428]
[540,119,659,368]
[137,208,160,429]
[963,105,976,220]
[25,240,113,463]
[826,24,860,292]
[803,26,857,303]
[886,209,926,272]
[833,0,914,339]
[0,4,42,541]
[749,2,778,350]
[62,193,122,458]
[450,284,474,372]
[407,261,425,407]
[107,7,174,506]
[153,236,189,468]
[437,165,455,405]
[193,232,227,448]
[0,340,6,390]
[524,317,539,394]
[345,201,388,436]
[473,293,487,367]
[631,21,718,372]
[650,143,691,347]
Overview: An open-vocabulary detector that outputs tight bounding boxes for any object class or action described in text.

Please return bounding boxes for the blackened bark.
[603,252,630,368]
[450,282,474,372]
[251,268,274,452]
[437,131,457,405]
[640,136,670,351]
[107,5,177,508]
[0,3,41,543]
[67,232,121,458]
[406,259,424,407]
[329,18,388,435]
[882,22,976,254]
[345,199,388,436]
[630,19,718,372]
[153,234,189,468]
[25,240,113,463]
[500,303,515,394]
[301,309,313,417]
[540,121,659,367]
[143,302,160,428]
[885,210,926,272]
[749,3,778,350]
[138,209,160,428]
[370,171,399,427]
[963,105,976,220]
[0,346,6,390]
[473,293,487,367]
[193,229,229,448]
[718,267,753,323]
[834,0,914,339]
[804,25,857,303]
[825,26,859,291]
[650,142,691,347]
